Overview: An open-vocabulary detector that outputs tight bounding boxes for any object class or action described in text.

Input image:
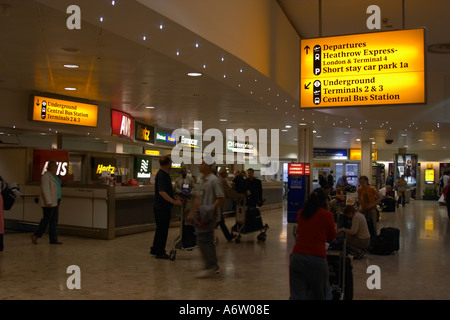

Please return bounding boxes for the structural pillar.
[51,133,63,149]
[360,140,373,183]
[297,126,314,191]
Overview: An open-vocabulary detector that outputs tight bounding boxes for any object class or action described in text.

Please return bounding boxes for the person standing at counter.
[31,160,62,245]
[150,156,182,259]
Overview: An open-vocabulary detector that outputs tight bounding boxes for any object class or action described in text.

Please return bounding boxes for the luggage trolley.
[231,199,269,244]
[327,232,354,300]
[169,202,197,261]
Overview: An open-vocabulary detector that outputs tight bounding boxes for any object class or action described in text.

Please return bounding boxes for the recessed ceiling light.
[145,106,155,109]
[428,43,450,54]
[61,48,80,53]
[219,119,227,122]
[299,123,307,126]
[64,64,79,68]
[188,72,202,77]
[64,87,77,91]
[99,17,104,22]
[285,125,291,128]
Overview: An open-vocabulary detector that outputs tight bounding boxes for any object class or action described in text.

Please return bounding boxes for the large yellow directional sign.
[300,28,425,108]
[31,95,98,127]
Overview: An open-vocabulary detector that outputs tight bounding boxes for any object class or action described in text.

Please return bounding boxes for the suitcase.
[181,223,197,249]
[371,227,400,255]
[243,207,264,233]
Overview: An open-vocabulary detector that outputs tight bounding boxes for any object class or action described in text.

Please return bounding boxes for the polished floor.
[0,199,449,301]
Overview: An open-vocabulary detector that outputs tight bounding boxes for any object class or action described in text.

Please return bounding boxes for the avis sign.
[111,109,134,140]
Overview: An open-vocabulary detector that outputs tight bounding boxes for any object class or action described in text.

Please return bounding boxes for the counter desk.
[4,184,178,240]
[4,182,283,240]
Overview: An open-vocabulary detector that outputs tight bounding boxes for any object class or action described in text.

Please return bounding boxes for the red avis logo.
[41,161,69,176]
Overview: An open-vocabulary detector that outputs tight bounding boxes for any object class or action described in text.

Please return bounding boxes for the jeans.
[197,231,218,270]
[289,253,329,300]
[34,205,60,243]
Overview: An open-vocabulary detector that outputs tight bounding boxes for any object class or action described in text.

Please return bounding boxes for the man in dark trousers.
[327,170,334,195]
[244,168,263,208]
[150,156,182,259]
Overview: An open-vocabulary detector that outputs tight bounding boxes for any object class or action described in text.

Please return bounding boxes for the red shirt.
[292,207,337,258]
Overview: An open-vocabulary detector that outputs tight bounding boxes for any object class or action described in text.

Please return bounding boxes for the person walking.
[357,175,382,241]
[31,160,63,245]
[289,188,337,300]
[218,167,243,241]
[150,156,182,259]
[395,174,408,208]
[187,160,225,278]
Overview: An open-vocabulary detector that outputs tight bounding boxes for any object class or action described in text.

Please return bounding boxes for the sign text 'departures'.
[300,28,425,108]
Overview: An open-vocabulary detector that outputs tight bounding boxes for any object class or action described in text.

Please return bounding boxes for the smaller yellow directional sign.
[300,28,425,108]
[31,95,98,127]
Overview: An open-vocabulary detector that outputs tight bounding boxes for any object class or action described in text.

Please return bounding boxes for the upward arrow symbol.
[304,45,310,54]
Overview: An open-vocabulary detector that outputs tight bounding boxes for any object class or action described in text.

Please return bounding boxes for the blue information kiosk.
[287,163,310,223]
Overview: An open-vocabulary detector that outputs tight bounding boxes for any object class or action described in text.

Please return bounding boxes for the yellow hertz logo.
[96,164,116,174]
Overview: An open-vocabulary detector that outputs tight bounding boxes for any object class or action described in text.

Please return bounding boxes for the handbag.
[2,185,16,210]
[1,177,20,211]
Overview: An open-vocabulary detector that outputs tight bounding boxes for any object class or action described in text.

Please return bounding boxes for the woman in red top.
[444,179,450,218]
[289,188,337,300]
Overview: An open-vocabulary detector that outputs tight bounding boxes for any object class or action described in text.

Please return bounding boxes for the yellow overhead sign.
[300,28,425,108]
[31,95,98,127]
[349,148,378,161]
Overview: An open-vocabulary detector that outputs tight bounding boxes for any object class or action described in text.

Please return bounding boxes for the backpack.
[371,227,400,255]
[439,177,444,189]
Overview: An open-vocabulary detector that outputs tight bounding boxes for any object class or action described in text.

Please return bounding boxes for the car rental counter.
[5,184,179,240]
[5,182,283,240]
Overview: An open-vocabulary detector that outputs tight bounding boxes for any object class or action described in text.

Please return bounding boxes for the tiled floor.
[0,199,449,300]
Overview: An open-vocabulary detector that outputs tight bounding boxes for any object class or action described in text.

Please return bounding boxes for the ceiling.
[0,0,449,155]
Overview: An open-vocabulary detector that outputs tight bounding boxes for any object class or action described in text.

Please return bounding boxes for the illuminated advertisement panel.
[111,109,134,141]
[300,28,425,108]
[30,95,98,127]
[32,149,70,183]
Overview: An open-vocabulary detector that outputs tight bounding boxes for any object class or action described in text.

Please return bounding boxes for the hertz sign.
[300,28,425,108]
